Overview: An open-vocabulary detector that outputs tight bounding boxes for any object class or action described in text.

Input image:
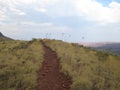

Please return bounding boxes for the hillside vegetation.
[44,39,120,90]
[0,39,44,90]
[0,39,120,90]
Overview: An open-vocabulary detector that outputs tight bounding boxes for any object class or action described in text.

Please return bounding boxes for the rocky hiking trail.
[37,41,72,90]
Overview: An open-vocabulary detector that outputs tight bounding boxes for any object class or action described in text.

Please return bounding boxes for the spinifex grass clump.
[0,39,44,90]
[44,39,120,90]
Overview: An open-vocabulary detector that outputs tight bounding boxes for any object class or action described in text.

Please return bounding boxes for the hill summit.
[0,32,4,37]
[0,32,12,40]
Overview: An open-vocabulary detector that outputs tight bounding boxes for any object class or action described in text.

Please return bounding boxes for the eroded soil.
[37,41,72,90]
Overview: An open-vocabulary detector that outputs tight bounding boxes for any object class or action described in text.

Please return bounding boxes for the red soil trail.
[37,41,72,90]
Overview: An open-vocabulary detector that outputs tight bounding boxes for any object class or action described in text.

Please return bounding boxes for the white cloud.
[0,21,71,40]
[0,0,26,20]
[0,10,7,21]
[0,0,58,20]
[38,0,58,6]
[1,0,120,24]
[9,7,26,15]
[0,22,21,36]
[35,7,47,13]
[19,21,71,32]
[74,0,120,23]
[15,0,36,4]
[0,21,70,33]
[20,21,53,26]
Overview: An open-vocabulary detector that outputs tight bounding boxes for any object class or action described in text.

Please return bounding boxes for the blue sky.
[0,0,120,42]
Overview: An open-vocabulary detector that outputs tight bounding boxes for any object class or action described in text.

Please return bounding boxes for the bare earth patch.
[37,41,72,90]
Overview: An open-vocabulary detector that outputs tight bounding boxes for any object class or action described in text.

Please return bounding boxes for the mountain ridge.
[79,42,120,55]
[79,42,120,47]
[0,32,12,40]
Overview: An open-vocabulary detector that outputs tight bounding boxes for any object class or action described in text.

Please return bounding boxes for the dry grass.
[44,39,120,90]
[0,39,44,90]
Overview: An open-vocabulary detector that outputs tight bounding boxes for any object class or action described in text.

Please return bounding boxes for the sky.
[0,0,120,42]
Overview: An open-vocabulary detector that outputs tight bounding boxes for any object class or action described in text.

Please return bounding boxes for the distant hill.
[0,32,12,40]
[94,43,120,55]
[80,42,120,55]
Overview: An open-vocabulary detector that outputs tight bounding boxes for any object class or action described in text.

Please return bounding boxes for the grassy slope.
[44,39,120,90]
[0,39,44,90]
[0,39,120,90]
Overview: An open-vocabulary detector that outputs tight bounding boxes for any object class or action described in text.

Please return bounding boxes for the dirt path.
[37,41,72,90]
